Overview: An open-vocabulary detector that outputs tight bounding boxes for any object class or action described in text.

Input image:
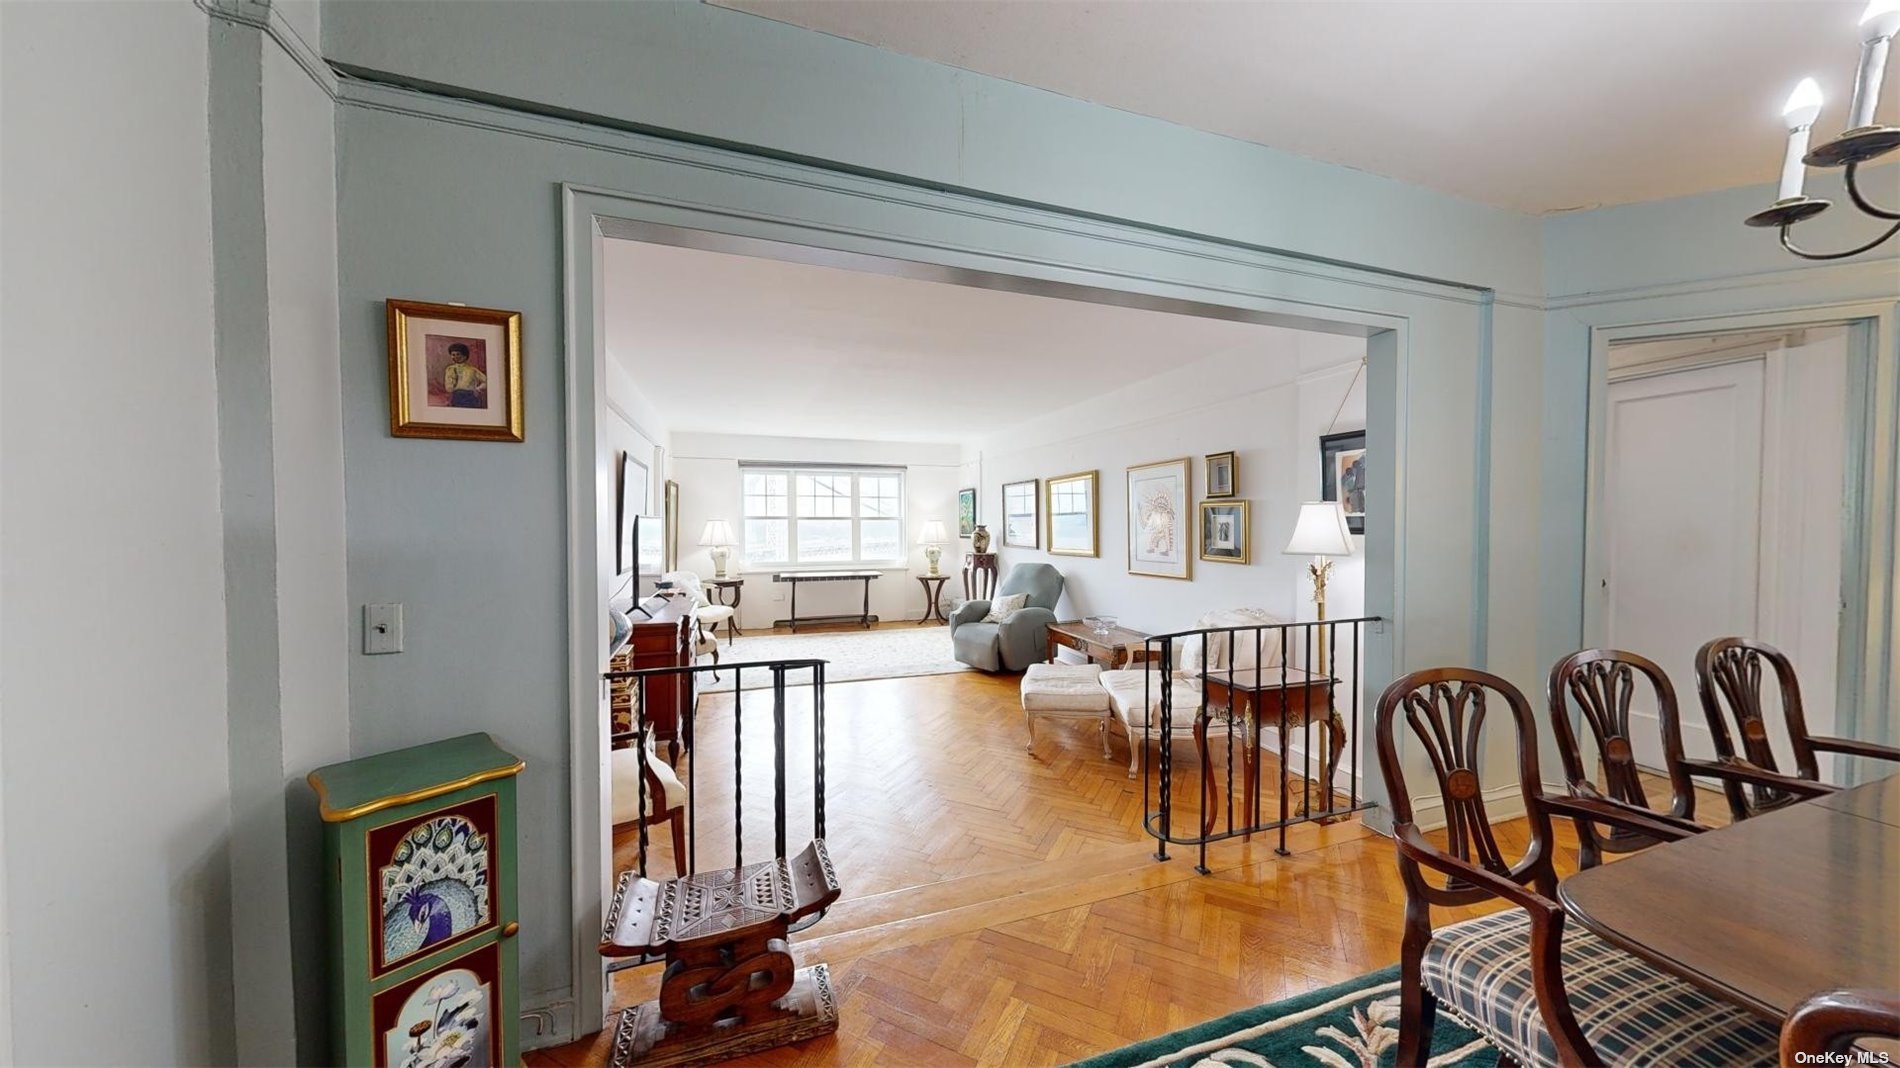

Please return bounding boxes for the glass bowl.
[1084,614,1118,637]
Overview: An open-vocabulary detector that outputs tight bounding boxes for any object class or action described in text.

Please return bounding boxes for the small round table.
[915,574,951,624]
[703,576,744,637]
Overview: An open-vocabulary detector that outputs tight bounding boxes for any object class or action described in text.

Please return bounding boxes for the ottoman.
[1020,662,1112,758]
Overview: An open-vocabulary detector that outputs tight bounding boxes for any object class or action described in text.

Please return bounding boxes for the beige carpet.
[700,625,972,692]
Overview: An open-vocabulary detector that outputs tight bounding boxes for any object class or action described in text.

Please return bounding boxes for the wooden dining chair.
[1693,637,1898,821]
[1377,667,1778,1067]
[1780,989,1900,1066]
[1546,649,1708,869]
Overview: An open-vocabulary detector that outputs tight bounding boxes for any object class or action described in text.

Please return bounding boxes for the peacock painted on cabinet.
[311,733,523,1067]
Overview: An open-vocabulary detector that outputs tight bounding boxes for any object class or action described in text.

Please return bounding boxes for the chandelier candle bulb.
[1779,78,1825,200]
[1850,0,1900,129]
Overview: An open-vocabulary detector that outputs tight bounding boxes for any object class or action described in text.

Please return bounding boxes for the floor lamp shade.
[1283,502,1354,558]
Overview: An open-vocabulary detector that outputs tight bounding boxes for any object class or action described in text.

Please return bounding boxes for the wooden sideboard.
[611,594,699,762]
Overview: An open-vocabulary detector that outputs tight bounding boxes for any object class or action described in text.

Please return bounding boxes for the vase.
[971,524,991,553]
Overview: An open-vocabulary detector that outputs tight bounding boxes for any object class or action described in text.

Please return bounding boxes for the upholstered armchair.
[950,562,1064,672]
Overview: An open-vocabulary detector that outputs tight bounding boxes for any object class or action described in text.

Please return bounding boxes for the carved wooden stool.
[600,840,842,1067]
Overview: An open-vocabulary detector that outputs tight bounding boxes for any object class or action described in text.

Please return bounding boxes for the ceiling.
[710,0,1873,213]
[603,239,1330,443]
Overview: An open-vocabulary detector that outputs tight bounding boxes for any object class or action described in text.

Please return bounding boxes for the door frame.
[1580,303,1893,774]
[560,159,1506,1035]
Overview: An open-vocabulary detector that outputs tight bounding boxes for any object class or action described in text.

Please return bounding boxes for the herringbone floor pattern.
[539,669,1681,1067]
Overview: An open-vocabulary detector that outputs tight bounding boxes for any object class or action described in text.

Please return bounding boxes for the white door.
[1604,359,1764,767]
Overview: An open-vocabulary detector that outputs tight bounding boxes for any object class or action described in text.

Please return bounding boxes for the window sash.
[738,466,906,567]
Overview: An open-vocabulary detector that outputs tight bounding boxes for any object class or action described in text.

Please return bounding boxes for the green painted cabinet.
[309,733,524,1067]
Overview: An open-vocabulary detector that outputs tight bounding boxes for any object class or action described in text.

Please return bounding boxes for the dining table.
[1558,772,1900,1022]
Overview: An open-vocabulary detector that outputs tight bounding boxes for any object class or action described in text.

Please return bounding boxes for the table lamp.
[916,519,949,576]
[699,519,736,579]
[1283,501,1354,670]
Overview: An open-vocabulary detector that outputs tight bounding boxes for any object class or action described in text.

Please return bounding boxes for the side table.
[964,552,999,601]
[915,574,950,624]
[1045,619,1151,669]
[702,576,744,638]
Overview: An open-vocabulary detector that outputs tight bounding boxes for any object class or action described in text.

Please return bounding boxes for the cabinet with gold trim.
[309,733,524,1066]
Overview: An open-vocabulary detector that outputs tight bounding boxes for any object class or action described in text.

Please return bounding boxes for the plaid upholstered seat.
[1421,909,1778,1068]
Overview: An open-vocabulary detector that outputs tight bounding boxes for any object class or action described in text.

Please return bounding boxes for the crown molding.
[1546,257,1899,311]
[196,0,338,99]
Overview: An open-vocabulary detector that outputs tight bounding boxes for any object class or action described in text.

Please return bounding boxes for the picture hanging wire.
[1326,358,1368,436]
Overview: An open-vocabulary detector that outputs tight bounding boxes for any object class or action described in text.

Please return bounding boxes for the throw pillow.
[984,593,1030,623]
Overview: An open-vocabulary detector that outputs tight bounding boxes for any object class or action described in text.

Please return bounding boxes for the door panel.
[1605,360,1764,767]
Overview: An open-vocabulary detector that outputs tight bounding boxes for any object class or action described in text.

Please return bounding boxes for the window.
[740,466,906,569]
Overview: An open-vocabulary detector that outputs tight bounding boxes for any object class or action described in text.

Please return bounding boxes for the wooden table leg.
[862,577,872,628]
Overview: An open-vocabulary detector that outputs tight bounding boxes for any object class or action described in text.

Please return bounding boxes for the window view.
[742,467,905,568]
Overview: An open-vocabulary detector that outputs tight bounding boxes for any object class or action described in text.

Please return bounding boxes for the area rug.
[699,625,972,692]
[1070,965,1492,1068]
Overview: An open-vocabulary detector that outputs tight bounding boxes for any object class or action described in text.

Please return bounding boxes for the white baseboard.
[1407,781,1529,833]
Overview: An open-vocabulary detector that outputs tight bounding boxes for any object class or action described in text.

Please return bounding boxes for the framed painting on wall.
[1002,479,1040,548]
[1204,451,1237,498]
[957,488,977,538]
[1045,470,1099,557]
[386,299,523,442]
[1320,430,1366,535]
[663,480,680,571]
[1126,458,1192,580]
[1199,500,1250,563]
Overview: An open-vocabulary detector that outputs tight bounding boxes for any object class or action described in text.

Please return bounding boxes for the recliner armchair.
[950,562,1064,672]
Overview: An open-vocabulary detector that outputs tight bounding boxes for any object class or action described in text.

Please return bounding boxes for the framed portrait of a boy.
[386,299,524,442]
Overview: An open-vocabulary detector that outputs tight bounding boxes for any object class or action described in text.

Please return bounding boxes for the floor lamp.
[1283,502,1354,672]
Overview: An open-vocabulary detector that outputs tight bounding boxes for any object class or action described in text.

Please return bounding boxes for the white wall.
[975,333,1366,635]
[1,4,235,1062]
[670,432,964,628]
[259,27,351,1066]
[605,360,670,606]
[974,331,1370,778]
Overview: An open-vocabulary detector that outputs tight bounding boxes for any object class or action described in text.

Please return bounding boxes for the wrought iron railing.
[1137,616,1381,873]
[602,657,831,963]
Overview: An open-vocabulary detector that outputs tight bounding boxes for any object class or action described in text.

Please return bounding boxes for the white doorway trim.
[560,188,1447,1039]
[1580,301,1897,780]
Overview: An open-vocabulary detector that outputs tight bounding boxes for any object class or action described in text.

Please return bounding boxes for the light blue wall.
[321,0,1894,1049]
[1538,174,1900,758]
[321,0,1543,294]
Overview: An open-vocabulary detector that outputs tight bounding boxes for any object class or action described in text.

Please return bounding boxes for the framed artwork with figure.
[957,488,977,538]
[1320,430,1366,535]
[386,299,523,442]
[1126,457,1192,580]
[1199,500,1250,563]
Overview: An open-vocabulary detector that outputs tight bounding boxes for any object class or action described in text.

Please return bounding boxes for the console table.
[771,570,881,631]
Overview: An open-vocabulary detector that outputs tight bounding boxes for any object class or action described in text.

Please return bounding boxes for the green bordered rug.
[1071,965,1493,1068]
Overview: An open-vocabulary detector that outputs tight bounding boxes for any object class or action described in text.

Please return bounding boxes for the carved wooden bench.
[600,840,842,1067]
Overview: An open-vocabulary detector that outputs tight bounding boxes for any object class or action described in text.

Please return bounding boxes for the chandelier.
[1745,0,1900,259]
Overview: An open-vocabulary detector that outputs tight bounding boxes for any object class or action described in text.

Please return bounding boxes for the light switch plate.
[364,604,403,654]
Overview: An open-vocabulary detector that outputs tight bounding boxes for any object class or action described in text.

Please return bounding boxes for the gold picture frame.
[1044,470,1099,557]
[1126,457,1193,580]
[386,299,524,442]
[1199,500,1250,564]
[1204,451,1237,498]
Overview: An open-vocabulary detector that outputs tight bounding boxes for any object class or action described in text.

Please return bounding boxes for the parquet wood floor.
[538,669,1713,1067]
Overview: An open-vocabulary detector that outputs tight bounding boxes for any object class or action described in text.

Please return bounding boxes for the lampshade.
[698,520,736,547]
[916,520,949,545]
[1283,502,1354,557]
